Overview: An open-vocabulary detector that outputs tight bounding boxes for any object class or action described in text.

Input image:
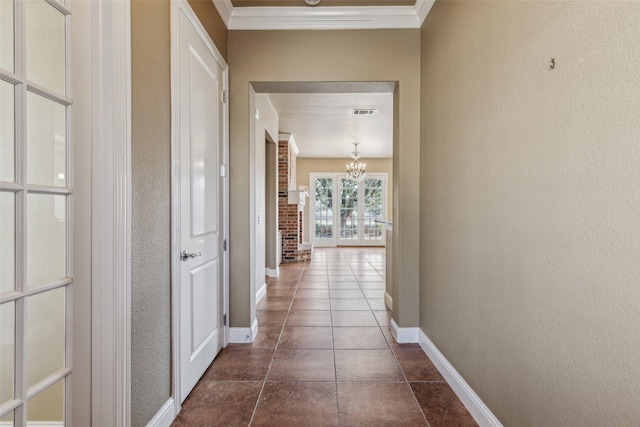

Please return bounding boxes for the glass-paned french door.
[313,177,334,241]
[1,0,72,425]
[311,173,387,247]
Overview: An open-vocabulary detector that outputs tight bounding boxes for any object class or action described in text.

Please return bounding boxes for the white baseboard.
[256,282,267,303]
[419,330,503,427]
[390,318,419,343]
[266,267,279,277]
[0,423,64,427]
[384,291,393,310]
[146,397,175,427]
[229,318,259,343]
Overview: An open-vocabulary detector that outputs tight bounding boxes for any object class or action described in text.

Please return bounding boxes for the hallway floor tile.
[172,247,478,426]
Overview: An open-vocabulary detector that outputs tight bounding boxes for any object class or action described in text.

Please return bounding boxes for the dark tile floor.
[172,248,478,427]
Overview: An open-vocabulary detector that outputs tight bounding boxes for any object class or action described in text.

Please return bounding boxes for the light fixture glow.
[346,142,366,182]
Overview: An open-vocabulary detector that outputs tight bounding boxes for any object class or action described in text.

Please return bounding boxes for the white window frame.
[0,0,74,425]
[309,172,387,248]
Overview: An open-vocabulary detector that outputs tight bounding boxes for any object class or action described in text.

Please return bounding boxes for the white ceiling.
[267,92,394,158]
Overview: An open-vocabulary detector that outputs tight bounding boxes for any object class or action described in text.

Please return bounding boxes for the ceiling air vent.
[352,109,377,116]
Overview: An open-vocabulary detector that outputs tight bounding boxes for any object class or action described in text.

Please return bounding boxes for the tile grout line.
[353,249,432,426]
[329,256,342,427]
[388,342,432,426]
[253,249,396,426]
[248,264,303,426]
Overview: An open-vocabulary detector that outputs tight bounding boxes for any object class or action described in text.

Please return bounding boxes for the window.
[311,173,387,247]
[1,0,73,424]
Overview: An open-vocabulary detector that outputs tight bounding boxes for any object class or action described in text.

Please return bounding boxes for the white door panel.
[190,260,218,356]
[178,9,224,402]
[189,49,219,238]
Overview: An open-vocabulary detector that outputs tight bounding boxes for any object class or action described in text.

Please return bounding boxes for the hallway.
[172,248,477,426]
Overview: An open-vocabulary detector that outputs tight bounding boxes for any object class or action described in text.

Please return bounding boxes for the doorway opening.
[250,81,395,269]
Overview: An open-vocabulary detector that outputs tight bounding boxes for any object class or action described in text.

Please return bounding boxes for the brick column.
[278,140,300,262]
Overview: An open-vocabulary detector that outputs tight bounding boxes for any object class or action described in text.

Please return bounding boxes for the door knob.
[181,250,202,261]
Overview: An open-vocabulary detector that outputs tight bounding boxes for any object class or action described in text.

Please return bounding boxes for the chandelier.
[346,142,366,181]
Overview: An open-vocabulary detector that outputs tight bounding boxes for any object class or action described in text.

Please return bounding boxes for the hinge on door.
[222,90,227,103]
[223,313,227,326]
[223,238,227,251]
[220,164,226,177]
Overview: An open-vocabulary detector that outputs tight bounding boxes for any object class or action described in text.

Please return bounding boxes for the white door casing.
[174,5,228,404]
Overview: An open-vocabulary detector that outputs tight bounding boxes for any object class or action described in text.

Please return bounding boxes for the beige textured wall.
[131,1,171,426]
[229,29,421,328]
[186,0,228,60]
[420,1,640,425]
[253,93,279,304]
[265,139,278,271]
[296,157,393,242]
[130,1,227,425]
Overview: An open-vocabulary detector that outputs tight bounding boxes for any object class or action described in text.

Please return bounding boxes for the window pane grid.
[340,178,359,240]
[26,93,67,187]
[42,0,72,16]
[0,0,15,72]
[0,280,71,305]
[26,377,65,424]
[313,174,386,247]
[26,288,66,388]
[26,84,72,107]
[0,192,16,293]
[0,80,16,183]
[4,0,72,425]
[25,368,70,401]
[314,178,333,239]
[363,178,383,241]
[0,301,16,407]
[26,0,66,94]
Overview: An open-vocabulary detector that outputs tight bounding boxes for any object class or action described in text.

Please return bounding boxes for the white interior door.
[177,9,224,403]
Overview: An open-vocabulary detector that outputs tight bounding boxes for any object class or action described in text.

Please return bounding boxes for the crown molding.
[213,0,233,26]
[415,0,435,26]
[212,0,432,30]
[229,6,420,30]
